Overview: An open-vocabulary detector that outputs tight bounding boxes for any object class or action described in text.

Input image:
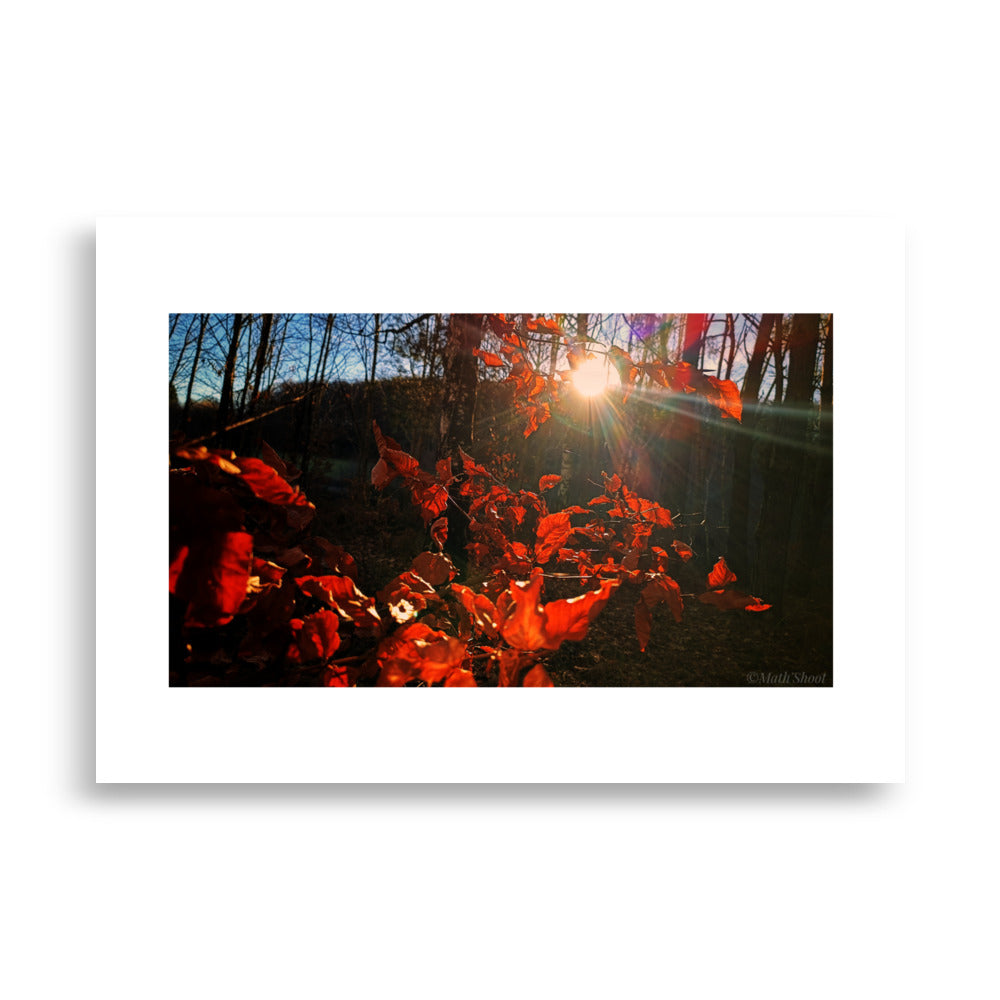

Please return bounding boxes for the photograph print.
[168,312,832,688]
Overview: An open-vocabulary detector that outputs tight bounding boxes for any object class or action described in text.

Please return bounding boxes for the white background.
[6,2,995,998]
[98,215,902,783]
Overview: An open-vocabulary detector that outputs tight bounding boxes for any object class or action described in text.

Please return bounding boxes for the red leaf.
[539,474,562,492]
[707,557,738,589]
[497,541,533,576]
[458,448,491,480]
[430,516,448,552]
[271,546,312,573]
[444,669,477,687]
[411,481,449,524]
[473,348,505,367]
[506,503,527,528]
[705,376,743,422]
[246,557,286,593]
[497,649,533,687]
[371,421,422,486]
[287,609,341,663]
[377,570,439,623]
[410,551,458,586]
[634,602,653,653]
[324,663,350,687]
[487,314,519,341]
[169,545,189,593]
[644,576,684,622]
[373,623,467,686]
[435,457,454,485]
[372,422,404,453]
[499,572,546,651]
[538,578,618,645]
[523,664,554,687]
[522,401,551,438]
[671,540,695,561]
[173,445,241,474]
[535,511,572,564]
[640,502,674,529]
[450,584,501,640]
[235,458,316,526]
[296,575,382,630]
[371,458,392,488]
[171,530,253,628]
[501,568,618,652]
[526,316,561,334]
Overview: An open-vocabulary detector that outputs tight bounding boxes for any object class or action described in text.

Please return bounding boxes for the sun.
[573,355,620,397]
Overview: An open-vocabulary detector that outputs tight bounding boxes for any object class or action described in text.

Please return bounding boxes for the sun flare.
[573,355,620,397]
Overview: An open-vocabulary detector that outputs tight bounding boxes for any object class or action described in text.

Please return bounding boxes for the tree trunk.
[754,313,822,609]
[357,314,382,481]
[217,313,244,433]
[181,314,208,433]
[300,313,335,487]
[728,313,779,577]
[787,315,832,597]
[438,314,484,570]
[249,313,273,412]
[438,314,483,461]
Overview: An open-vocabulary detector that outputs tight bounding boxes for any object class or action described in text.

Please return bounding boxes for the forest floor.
[310,481,833,689]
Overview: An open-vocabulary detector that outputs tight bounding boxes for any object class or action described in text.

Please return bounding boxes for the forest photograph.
[168,312,833,688]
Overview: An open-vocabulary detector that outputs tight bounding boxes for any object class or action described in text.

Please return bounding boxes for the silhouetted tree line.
[169,313,832,613]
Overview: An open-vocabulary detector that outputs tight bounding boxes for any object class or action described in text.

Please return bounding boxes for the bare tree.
[217,313,245,432]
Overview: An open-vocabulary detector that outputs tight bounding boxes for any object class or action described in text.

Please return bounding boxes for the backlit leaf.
[707,557,738,589]
[671,540,695,561]
[523,664,554,687]
[705,375,743,421]
[450,583,501,640]
[522,401,551,438]
[458,448,491,480]
[373,623,468,686]
[501,568,618,652]
[473,348,505,366]
[444,669,477,687]
[411,481,449,524]
[535,511,572,564]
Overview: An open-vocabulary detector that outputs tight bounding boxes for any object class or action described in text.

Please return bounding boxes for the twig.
[181,391,314,447]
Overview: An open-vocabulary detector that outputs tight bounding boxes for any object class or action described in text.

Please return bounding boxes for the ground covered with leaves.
[318,485,832,689]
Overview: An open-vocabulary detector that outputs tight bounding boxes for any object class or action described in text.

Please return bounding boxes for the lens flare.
[573,355,620,397]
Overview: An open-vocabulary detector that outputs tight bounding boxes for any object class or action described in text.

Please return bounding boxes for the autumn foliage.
[169,314,769,687]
